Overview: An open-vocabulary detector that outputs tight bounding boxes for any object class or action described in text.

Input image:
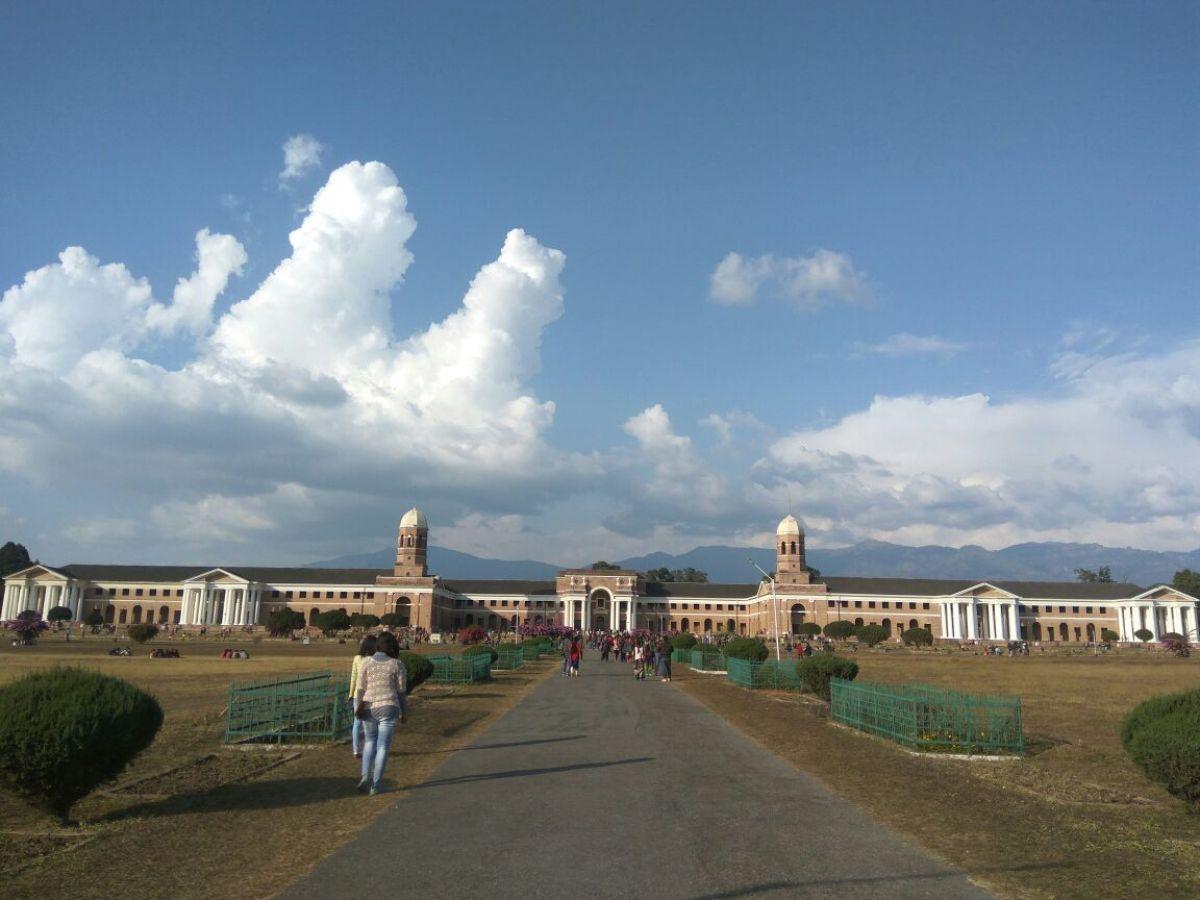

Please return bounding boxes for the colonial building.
[3,510,1197,643]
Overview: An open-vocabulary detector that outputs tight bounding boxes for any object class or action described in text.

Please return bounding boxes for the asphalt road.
[283,654,989,899]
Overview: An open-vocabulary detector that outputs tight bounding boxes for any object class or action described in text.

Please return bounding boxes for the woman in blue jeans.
[355,630,408,795]
[348,634,378,758]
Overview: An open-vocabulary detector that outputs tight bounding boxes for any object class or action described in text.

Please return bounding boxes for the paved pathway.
[284,654,988,899]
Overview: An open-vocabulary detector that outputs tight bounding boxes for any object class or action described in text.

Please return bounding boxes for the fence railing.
[830,679,1024,755]
[494,645,525,670]
[671,648,692,664]
[224,671,351,745]
[690,648,726,671]
[428,653,493,684]
[726,657,804,691]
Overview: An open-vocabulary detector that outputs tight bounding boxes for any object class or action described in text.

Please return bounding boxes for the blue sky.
[1,2,1197,565]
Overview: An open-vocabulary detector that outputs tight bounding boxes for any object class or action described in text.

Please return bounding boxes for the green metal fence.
[690,648,726,671]
[520,645,541,661]
[224,672,351,745]
[494,645,525,670]
[671,648,692,664]
[726,657,804,691]
[830,680,1024,755]
[428,653,493,684]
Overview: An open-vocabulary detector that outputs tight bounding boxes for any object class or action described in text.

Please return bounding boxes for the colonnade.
[939,598,1020,641]
[562,593,638,631]
[1,580,84,620]
[1118,603,1197,641]
[180,583,263,627]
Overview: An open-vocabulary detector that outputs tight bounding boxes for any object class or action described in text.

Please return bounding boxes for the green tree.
[1075,568,1098,583]
[901,627,933,647]
[0,542,33,612]
[83,608,104,628]
[854,624,888,647]
[590,561,621,571]
[313,609,351,636]
[1098,566,1113,583]
[265,608,304,637]
[46,606,73,623]
[823,620,855,640]
[1134,628,1153,643]
[1172,569,1200,597]
[644,567,708,583]
[797,622,822,637]
[1100,627,1120,643]
[349,613,381,629]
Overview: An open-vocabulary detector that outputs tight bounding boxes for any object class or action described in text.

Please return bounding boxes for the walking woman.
[569,636,582,676]
[348,634,378,758]
[355,630,407,795]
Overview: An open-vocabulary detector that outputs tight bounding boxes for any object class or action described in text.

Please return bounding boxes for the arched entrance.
[392,596,412,626]
[1059,623,1069,642]
[590,588,613,630]
[681,618,690,632]
[1086,623,1096,642]
[131,605,142,624]
[881,618,891,636]
[703,618,713,632]
[104,604,115,624]
[159,605,169,624]
[790,603,806,635]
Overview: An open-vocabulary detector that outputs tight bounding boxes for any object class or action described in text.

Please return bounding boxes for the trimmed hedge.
[398,652,433,691]
[854,624,888,647]
[266,608,305,637]
[84,609,104,627]
[796,654,860,701]
[349,613,381,629]
[46,606,74,623]
[722,638,768,662]
[0,667,163,822]
[462,644,499,664]
[901,627,933,647]
[671,633,698,650]
[823,620,855,640]
[796,622,822,637]
[126,623,159,644]
[379,612,407,628]
[1100,627,1119,643]
[1121,687,1200,811]
[313,610,351,635]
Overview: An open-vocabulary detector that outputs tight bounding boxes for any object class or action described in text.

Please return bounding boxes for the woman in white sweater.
[355,630,407,795]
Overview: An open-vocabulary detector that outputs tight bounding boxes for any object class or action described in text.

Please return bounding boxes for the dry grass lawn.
[677,648,1200,899]
[0,635,553,899]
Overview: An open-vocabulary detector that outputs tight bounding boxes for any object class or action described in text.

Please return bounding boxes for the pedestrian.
[355,630,407,796]
[569,637,581,676]
[348,634,377,759]
[657,641,671,682]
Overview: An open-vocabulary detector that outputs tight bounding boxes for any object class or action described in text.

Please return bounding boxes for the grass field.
[678,648,1200,899]
[0,635,554,899]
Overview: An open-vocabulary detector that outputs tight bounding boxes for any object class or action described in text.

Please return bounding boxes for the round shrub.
[349,613,381,629]
[265,608,305,637]
[83,608,104,627]
[796,654,860,701]
[380,612,407,628]
[1134,628,1153,643]
[0,667,163,822]
[722,638,768,661]
[671,633,698,650]
[462,644,499,663]
[823,620,855,640]
[1100,628,1119,643]
[797,622,821,637]
[398,652,433,692]
[126,623,159,644]
[854,624,888,647]
[902,627,933,647]
[1121,687,1200,811]
[46,606,74,623]
[313,609,351,635]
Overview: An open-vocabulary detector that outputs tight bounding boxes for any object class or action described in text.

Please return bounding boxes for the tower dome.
[399,507,428,529]
[776,514,802,536]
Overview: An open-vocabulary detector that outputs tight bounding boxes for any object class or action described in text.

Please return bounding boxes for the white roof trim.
[2,564,71,581]
[183,568,249,584]
[949,582,1019,599]
[1125,585,1200,604]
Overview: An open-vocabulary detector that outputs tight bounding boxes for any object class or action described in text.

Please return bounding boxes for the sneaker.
[368,786,380,796]
[355,778,370,793]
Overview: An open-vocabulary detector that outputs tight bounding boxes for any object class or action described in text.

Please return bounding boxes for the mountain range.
[309,540,1200,587]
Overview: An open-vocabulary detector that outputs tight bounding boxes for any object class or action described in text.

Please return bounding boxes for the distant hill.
[310,540,1199,586]
[306,546,562,580]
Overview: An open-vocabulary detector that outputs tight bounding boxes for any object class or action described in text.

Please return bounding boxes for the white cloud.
[0,160,591,563]
[701,410,769,444]
[278,133,325,185]
[709,249,872,310]
[856,333,966,357]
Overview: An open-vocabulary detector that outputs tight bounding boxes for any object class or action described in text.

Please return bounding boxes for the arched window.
[119,609,128,624]
[172,609,181,624]
[908,618,918,631]
[854,617,864,627]
[681,618,690,632]
[131,605,142,624]
[159,605,169,623]
[881,618,891,635]
[780,542,787,554]
[1032,622,1042,641]
[1059,623,1069,642]
[727,618,736,633]
[703,618,713,632]
[309,606,321,625]
[1086,623,1096,642]
[534,614,544,625]
[790,541,797,554]
[104,604,115,624]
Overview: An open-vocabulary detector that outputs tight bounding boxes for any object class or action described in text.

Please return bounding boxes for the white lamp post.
[750,558,782,662]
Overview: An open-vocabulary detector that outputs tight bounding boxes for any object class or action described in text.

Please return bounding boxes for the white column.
[1008,601,1020,640]
[1149,603,1160,640]
[1170,605,1182,635]
[967,599,979,640]
[629,597,637,631]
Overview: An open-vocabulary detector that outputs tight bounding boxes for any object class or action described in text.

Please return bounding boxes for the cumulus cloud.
[0,160,590,563]
[709,249,872,310]
[855,333,966,357]
[279,133,325,185]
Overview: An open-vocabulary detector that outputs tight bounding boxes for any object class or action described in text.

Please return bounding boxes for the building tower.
[775,514,811,586]
[394,507,429,577]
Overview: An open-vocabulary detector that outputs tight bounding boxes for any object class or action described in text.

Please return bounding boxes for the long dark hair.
[376,631,400,659]
[358,635,378,657]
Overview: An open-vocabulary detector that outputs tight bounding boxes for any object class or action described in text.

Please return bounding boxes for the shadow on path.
[410,756,654,789]
[393,735,586,756]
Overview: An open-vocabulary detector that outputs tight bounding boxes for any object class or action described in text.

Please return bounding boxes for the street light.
[749,558,782,662]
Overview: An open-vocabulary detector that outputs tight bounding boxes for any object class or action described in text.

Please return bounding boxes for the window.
[840,600,848,608]
[135,588,143,596]
[868,601,876,609]
[910,602,917,610]
[367,592,374,599]
[1085,606,1093,614]
[854,600,862,608]
[1058,606,1066,614]
[272,591,280,598]
[827,599,835,607]
[716,604,724,611]
[299,591,307,599]
[286,590,294,599]
[922,603,930,610]
[122,588,130,596]
[149,589,157,597]
[177,589,184,597]
[881,601,889,609]
[1099,607,1106,614]
[1044,605,1051,612]
[340,591,348,599]
[705,604,712,610]
[326,591,334,599]
[1072,606,1079,614]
